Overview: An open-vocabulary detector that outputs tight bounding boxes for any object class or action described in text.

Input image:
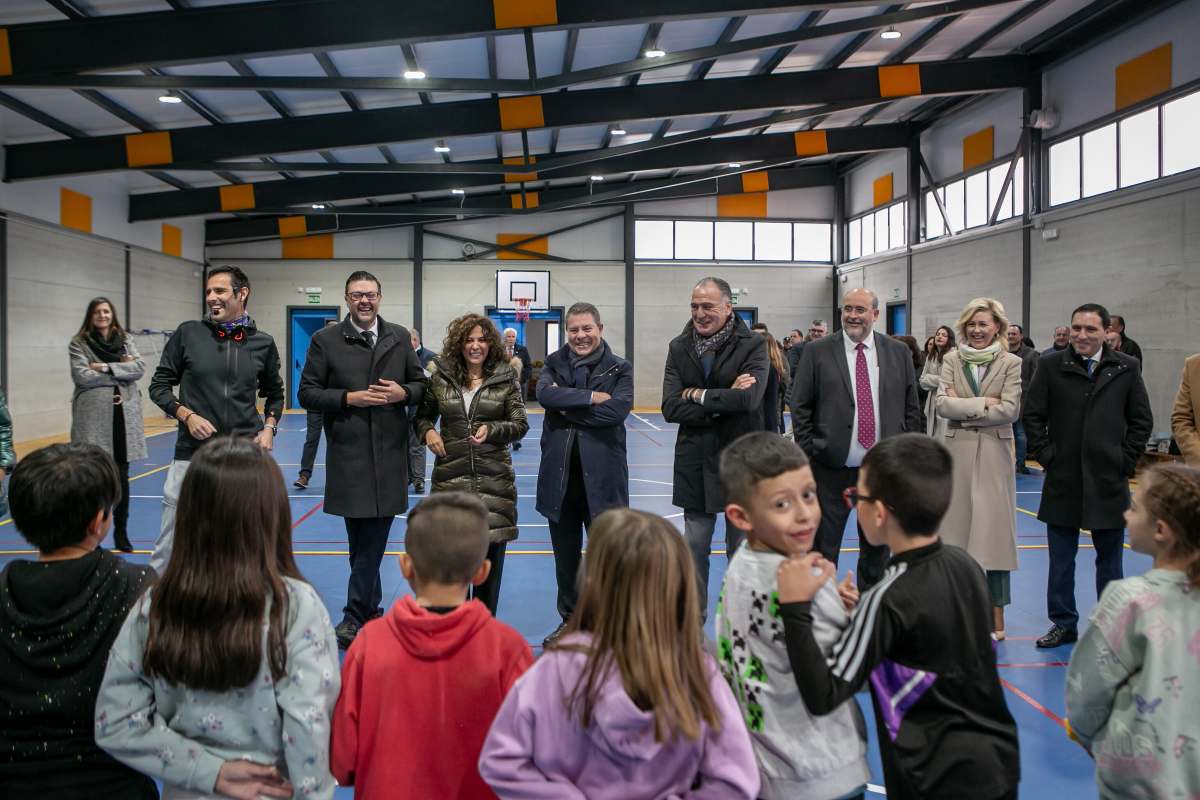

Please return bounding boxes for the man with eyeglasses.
[787,319,828,373]
[299,270,426,650]
[790,288,921,590]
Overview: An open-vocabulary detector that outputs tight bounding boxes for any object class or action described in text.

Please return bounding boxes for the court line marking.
[997,662,1069,668]
[125,493,676,500]
[630,413,663,431]
[999,677,1067,730]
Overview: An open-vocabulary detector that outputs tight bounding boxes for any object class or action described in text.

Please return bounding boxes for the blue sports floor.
[1,410,1139,799]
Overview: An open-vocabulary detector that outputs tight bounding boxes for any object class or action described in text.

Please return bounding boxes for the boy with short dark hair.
[331,492,533,799]
[715,432,869,800]
[0,443,157,799]
[777,433,1020,800]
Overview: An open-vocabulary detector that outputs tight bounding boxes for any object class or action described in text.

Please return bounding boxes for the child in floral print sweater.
[1067,463,1200,799]
[97,438,340,799]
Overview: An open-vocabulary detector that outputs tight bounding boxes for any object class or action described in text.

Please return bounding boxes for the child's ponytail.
[1142,463,1200,588]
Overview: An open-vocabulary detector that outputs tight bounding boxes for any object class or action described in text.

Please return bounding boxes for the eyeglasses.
[347,292,380,302]
[842,487,879,509]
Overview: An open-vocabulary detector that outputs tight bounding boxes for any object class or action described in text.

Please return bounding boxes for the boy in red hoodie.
[332,491,534,798]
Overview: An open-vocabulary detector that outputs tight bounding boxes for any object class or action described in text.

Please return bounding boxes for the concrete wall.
[1030,179,1200,435]
[5,216,202,440]
[846,150,908,218]
[633,263,831,406]
[910,227,1024,339]
[635,185,836,219]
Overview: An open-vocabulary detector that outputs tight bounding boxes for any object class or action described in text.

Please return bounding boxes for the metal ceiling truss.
[4,55,1029,182]
[130,124,909,221]
[204,162,836,244]
[0,0,969,77]
[0,0,1017,95]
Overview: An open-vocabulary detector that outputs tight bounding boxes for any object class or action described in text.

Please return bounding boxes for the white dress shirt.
[844,332,881,469]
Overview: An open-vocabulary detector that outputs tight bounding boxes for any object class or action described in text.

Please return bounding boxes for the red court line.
[1000,677,1066,730]
[997,662,1069,668]
[292,501,325,529]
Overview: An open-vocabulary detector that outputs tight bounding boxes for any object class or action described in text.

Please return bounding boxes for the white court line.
[867,783,887,796]
[132,493,676,499]
[630,477,673,486]
[630,413,663,431]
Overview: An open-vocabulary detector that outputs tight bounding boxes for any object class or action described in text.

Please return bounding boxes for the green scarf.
[958,341,1003,396]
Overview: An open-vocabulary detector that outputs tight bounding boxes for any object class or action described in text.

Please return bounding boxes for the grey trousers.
[683,510,743,621]
[408,420,426,487]
[149,459,190,575]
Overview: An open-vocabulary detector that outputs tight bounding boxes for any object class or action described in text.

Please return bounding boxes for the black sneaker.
[335,619,361,650]
[542,621,569,649]
[413,482,425,494]
[113,531,134,554]
[1035,624,1078,649]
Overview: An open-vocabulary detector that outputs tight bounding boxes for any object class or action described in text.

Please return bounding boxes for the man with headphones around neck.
[147,265,284,573]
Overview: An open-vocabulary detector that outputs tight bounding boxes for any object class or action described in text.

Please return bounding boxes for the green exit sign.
[307,294,322,304]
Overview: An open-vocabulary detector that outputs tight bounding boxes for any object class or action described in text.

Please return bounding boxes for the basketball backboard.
[496,270,550,313]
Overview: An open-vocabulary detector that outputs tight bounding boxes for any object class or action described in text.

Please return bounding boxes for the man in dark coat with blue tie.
[1023,302,1153,649]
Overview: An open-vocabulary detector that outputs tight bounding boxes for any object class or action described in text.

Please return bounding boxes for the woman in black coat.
[415,314,528,614]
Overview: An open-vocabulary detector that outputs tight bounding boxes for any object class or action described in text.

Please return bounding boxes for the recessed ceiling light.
[403,70,427,79]
[610,127,627,135]
[311,203,326,209]
[451,188,466,195]
[727,162,741,168]
[880,27,902,40]
[590,175,605,182]
[644,49,666,59]
[158,93,182,104]
[434,144,451,153]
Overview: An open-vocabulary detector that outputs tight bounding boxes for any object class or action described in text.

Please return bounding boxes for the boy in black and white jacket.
[777,433,1020,800]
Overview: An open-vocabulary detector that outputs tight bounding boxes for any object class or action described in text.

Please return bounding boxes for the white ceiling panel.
[329,146,390,163]
[908,1,1028,60]
[0,106,67,144]
[495,34,529,80]
[706,54,762,79]
[443,134,499,160]
[91,88,211,127]
[243,53,326,77]
[573,24,649,70]
[0,1,68,23]
[731,12,810,41]
[413,38,491,79]
[353,91,425,110]
[979,0,1096,56]
[532,30,569,77]
[328,46,407,77]
[270,91,353,116]
[0,88,139,136]
[555,124,608,151]
[657,17,730,51]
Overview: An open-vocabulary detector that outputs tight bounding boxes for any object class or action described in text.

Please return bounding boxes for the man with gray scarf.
[663,278,768,619]
[535,302,633,647]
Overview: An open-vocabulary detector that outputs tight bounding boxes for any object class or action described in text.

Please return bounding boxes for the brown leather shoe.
[294,473,310,489]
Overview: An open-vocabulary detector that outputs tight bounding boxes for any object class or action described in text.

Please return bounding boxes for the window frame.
[1042,78,1200,210]
[920,151,1026,243]
[844,198,908,262]
[633,214,835,264]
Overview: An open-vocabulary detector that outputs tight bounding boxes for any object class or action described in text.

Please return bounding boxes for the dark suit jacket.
[787,341,805,373]
[790,330,921,470]
[299,316,426,518]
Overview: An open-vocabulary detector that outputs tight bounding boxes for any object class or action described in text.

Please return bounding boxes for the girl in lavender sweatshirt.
[479,508,760,799]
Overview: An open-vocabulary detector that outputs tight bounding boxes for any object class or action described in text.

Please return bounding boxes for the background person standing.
[299,271,426,650]
[1024,302,1153,649]
[790,287,921,590]
[68,297,147,553]
[535,302,632,647]
[662,277,767,618]
[147,265,284,574]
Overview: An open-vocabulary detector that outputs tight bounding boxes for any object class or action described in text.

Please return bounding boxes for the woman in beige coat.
[935,297,1022,640]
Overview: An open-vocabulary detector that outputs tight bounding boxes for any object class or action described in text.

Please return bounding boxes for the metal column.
[624,204,635,367]
[413,223,424,333]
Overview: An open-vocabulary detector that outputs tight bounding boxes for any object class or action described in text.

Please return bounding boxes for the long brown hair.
[553,508,719,742]
[760,331,786,381]
[76,296,126,342]
[1141,463,1200,588]
[143,437,303,691]
[927,325,956,360]
[438,313,506,388]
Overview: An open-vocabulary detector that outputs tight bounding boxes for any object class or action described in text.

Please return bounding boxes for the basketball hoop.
[515,298,531,322]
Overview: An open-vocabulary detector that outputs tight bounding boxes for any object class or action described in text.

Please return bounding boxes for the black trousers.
[112,402,130,535]
[1046,524,1124,631]
[547,449,592,621]
[471,542,507,615]
[343,516,394,625]
[811,460,889,591]
[299,411,322,477]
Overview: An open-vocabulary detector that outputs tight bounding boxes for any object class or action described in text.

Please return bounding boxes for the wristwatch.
[266,423,279,434]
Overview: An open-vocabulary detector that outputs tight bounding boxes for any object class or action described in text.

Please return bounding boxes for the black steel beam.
[8,56,1029,182]
[204,163,836,243]
[1025,0,1185,68]
[132,124,910,220]
[2,0,962,76]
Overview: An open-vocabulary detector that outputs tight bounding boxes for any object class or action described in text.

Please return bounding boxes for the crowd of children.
[1,430,1198,798]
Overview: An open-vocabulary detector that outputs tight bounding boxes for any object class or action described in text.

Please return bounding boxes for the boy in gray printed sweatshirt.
[715,433,870,800]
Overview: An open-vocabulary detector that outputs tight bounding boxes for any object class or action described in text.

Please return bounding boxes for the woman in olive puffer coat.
[415,313,528,614]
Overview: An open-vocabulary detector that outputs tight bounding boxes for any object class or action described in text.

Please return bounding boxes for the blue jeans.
[1013,419,1028,470]
[1046,524,1125,631]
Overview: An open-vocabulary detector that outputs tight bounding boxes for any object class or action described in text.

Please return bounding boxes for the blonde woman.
[935,298,1022,639]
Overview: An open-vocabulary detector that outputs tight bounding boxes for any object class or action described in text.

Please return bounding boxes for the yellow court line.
[130,464,171,481]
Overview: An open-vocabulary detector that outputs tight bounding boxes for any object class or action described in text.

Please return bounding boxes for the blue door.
[887,303,908,336]
[735,307,758,327]
[485,308,563,346]
[288,307,340,409]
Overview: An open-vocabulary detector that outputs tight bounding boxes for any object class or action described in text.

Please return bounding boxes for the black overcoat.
[1023,345,1154,530]
[662,316,768,513]
[298,316,426,519]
